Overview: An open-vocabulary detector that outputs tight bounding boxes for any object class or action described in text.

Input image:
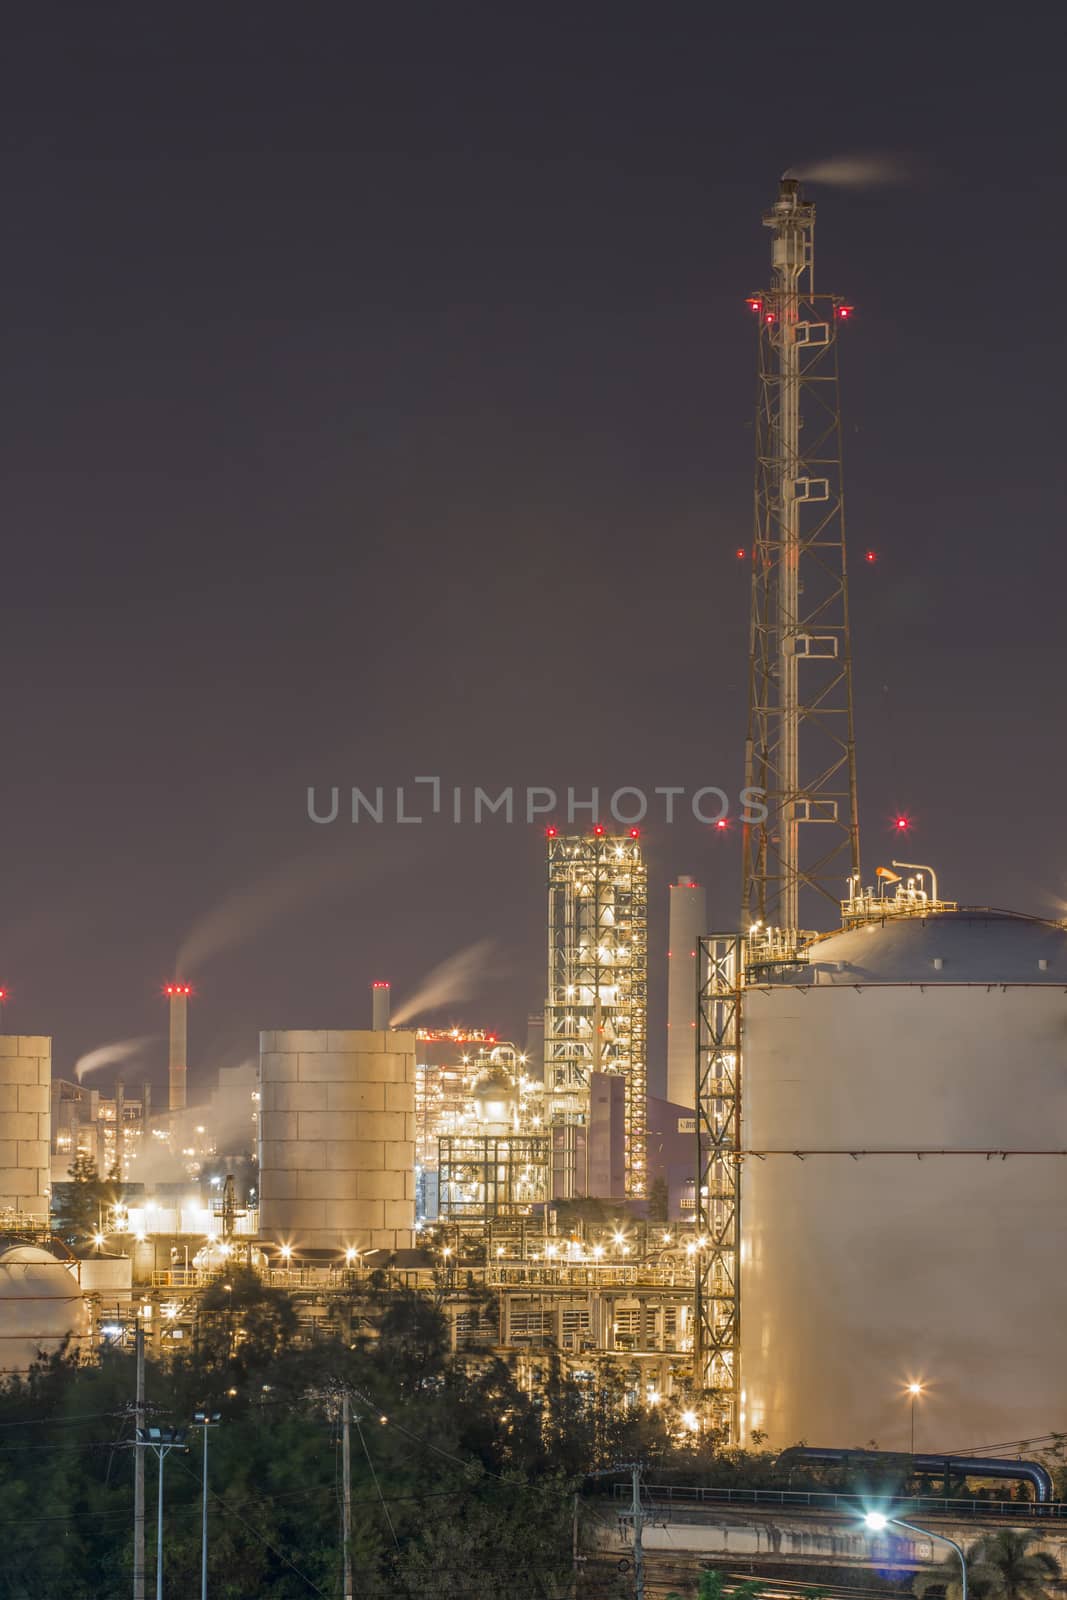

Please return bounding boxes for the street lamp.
[865,1512,967,1600]
[905,1381,926,1453]
[137,1427,188,1600]
[193,1412,221,1600]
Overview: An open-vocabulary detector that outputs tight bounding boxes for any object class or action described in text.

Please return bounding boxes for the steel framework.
[437,1133,550,1223]
[545,832,648,1198]
[741,177,860,935]
[693,934,742,1437]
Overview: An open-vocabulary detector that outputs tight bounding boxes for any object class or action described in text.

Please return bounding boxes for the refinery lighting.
[864,1512,968,1600]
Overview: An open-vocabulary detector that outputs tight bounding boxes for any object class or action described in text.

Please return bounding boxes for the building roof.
[769,909,1067,985]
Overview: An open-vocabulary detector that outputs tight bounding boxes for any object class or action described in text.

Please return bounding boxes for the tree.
[648,1175,669,1223]
[51,1153,121,1245]
[917,1531,1061,1600]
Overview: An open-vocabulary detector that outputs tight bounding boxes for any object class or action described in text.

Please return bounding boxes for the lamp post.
[193,1412,221,1600]
[906,1381,926,1454]
[137,1427,188,1600]
[865,1512,967,1600]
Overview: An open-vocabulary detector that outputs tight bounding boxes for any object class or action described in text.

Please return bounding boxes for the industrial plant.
[2,175,1064,1474]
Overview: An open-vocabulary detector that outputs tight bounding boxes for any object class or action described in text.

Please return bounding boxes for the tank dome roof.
[774,909,1067,985]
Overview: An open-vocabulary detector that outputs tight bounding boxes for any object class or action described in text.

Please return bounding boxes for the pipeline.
[777,1446,1054,1504]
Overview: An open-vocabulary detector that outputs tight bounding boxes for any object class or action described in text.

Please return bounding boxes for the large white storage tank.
[259,1028,417,1253]
[740,910,1067,1451]
[0,1246,89,1372]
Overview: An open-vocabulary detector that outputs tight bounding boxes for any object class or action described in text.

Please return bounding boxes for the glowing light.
[865,550,877,563]
[662,1232,672,1245]
[648,1390,661,1406]
[681,1410,700,1432]
[715,818,728,831]
[629,828,640,839]
[895,816,910,831]
[372,981,389,989]
[837,304,854,320]
[736,547,746,560]
[441,1245,453,1258]
[345,1247,357,1265]
[592,1244,604,1259]
[865,1512,888,1532]
[593,824,605,836]
[93,1232,105,1248]
[907,1381,925,1396]
[545,826,558,838]
[747,297,762,313]
[279,1245,292,1261]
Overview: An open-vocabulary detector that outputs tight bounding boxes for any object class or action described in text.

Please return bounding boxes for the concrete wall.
[0,1036,52,1223]
[258,1029,416,1252]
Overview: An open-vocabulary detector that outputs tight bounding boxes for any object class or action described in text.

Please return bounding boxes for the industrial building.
[3,175,1065,1466]
[544,829,648,1199]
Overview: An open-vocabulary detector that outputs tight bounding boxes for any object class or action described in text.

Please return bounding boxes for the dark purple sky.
[2,7,1063,1101]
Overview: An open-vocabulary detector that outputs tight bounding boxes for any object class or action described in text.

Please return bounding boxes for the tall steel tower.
[695,179,863,1441]
[741,176,860,935]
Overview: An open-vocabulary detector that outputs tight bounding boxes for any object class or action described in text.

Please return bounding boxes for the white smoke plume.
[74,1036,157,1084]
[391,940,496,1026]
[787,153,914,188]
[176,846,399,978]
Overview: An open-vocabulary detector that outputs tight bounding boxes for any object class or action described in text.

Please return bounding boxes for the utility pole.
[194,1411,220,1600]
[341,1390,353,1600]
[133,1320,146,1600]
[630,1462,645,1600]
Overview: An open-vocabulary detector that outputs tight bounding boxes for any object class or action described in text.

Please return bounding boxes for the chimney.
[165,984,191,1112]
[372,981,390,1031]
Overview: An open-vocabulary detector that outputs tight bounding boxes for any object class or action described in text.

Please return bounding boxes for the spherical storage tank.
[740,910,1067,1451]
[0,1246,89,1374]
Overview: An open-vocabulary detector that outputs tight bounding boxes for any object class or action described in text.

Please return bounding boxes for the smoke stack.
[142,1080,151,1135]
[372,981,390,1031]
[164,984,191,1112]
[114,1077,125,1175]
[667,876,707,1109]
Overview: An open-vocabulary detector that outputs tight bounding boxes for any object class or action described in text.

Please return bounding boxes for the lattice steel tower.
[741,176,861,934]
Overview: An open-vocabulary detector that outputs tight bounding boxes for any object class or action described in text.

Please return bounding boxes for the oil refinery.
[1,174,1063,1467]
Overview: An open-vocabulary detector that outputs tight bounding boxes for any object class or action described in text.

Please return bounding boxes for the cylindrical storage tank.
[0,1246,89,1371]
[0,1035,51,1223]
[258,1029,417,1252]
[667,877,706,1108]
[740,910,1067,1450]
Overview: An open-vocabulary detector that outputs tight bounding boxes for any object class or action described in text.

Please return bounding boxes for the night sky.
[2,7,1063,1102]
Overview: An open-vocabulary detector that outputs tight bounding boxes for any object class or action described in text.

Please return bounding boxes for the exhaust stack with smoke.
[164,984,191,1112]
[372,981,391,1031]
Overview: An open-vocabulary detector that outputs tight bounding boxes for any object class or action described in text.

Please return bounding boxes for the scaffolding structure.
[741,176,861,936]
[694,934,742,1437]
[545,831,648,1198]
[437,1134,550,1223]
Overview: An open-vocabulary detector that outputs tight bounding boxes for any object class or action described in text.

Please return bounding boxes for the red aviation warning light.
[545,826,557,838]
[164,983,192,997]
[865,550,877,564]
[836,303,854,320]
[715,818,728,832]
[593,824,605,836]
[894,815,911,833]
[629,828,640,839]
[736,547,747,560]
[746,296,763,314]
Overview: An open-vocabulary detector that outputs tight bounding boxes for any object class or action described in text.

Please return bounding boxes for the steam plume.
[176,846,398,978]
[787,153,913,188]
[74,1036,156,1084]
[391,940,496,1026]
